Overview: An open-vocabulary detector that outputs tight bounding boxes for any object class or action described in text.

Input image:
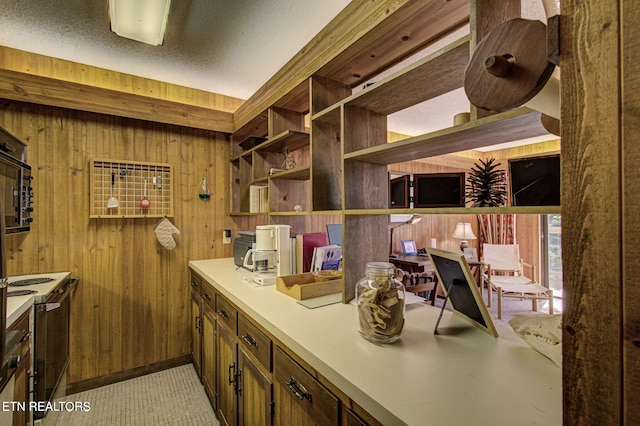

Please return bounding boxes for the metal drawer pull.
[202,292,211,301]
[190,281,198,288]
[217,309,229,318]
[228,362,236,385]
[285,376,312,402]
[241,333,258,348]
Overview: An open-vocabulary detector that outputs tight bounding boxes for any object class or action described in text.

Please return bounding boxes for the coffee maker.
[243,225,292,285]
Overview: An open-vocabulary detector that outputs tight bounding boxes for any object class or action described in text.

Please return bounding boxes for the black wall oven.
[0,127,33,234]
[33,277,77,419]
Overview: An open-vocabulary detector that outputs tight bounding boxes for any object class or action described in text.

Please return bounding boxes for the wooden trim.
[66,355,192,395]
[0,68,234,132]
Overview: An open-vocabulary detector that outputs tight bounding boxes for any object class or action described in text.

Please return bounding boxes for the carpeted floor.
[53,364,218,426]
[435,289,561,329]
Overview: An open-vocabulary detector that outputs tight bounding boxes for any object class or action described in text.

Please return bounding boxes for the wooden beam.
[561,0,623,424]
[233,0,469,131]
[0,68,234,132]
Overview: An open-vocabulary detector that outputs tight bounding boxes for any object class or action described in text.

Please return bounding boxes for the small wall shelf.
[90,159,173,218]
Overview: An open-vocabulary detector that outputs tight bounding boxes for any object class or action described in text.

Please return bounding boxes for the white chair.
[481,244,553,319]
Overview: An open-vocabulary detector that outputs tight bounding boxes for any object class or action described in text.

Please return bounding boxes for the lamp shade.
[109,0,172,46]
[451,222,477,240]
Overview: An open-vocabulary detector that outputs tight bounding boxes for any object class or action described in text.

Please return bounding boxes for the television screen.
[509,155,560,206]
[413,173,465,208]
[389,174,409,208]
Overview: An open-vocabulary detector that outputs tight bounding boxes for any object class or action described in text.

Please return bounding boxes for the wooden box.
[276,273,342,300]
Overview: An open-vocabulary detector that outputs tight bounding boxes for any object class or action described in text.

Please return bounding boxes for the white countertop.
[190,258,561,426]
[5,272,71,327]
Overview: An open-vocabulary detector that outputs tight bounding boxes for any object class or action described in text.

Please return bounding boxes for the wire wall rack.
[90,159,173,218]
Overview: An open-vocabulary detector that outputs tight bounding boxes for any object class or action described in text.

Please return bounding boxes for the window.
[542,214,563,310]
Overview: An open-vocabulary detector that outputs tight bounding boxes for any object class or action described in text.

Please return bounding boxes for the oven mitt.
[153,217,180,250]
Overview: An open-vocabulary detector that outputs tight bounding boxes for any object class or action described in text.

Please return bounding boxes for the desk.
[389,255,433,273]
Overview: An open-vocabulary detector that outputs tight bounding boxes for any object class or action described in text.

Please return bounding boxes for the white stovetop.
[5,272,71,327]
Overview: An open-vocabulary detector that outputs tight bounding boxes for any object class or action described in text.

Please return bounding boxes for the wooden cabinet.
[217,322,238,426]
[191,266,386,425]
[217,309,274,426]
[273,346,339,426]
[190,278,202,376]
[190,271,217,410]
[201,288,217,410]
[8,309,30,426]
[238,347,273,426]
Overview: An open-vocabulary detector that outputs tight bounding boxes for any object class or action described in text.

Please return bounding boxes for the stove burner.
[8,289,38,297]
[9,278,55,287]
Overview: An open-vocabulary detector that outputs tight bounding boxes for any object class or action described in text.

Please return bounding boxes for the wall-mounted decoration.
[90,159,173,218]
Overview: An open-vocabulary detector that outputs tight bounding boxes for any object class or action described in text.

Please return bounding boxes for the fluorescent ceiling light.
[109,0,171,46]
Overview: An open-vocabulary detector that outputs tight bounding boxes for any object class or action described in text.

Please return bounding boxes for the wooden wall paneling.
[561,1,622,424]
[0,100,233,385]
[0,46,244,112]
[622,0,640,422]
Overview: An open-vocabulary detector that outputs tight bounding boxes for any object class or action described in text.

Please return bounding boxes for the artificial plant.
[466,158,508,207]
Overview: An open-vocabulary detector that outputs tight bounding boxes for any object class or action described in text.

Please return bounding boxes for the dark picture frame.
[413,172,465,208]
[426,248,498,337]
[389,174,410,208]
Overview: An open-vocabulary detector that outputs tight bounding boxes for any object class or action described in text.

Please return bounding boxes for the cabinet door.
[217,322,238,426]
[191,290,202,377]
[202,303,217,410]
[238,347,273,426]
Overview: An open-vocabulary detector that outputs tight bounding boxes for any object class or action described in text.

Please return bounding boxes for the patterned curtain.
[477,214,516,257]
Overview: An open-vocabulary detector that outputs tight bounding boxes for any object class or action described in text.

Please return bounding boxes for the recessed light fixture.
[108,0,171,46]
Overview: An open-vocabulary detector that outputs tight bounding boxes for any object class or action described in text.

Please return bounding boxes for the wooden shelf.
[344,108,549,163]
[344,36,470,115]
[344,205,561,216]
[269,166,310,180]
[231,130,309,162]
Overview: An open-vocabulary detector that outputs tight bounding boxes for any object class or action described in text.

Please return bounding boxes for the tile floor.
[52,364,219,425]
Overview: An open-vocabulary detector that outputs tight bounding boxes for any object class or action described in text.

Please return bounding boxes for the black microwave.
[0,127,33,234]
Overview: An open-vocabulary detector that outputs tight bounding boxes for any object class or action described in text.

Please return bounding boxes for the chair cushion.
[490,276,549,295]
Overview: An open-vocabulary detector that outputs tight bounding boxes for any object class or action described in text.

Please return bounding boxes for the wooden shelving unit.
[229,0,560,302]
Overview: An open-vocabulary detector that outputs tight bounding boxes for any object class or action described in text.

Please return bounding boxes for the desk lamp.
[451,222,477,252]
[389,215,422,258]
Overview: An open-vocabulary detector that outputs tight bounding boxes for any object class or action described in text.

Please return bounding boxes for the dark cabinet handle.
[202,292,211,301]
[195,316,201,333]
[241,333,258,348]
[285,376,312,402]
[633,341,640,347]
[217,309,229,319]
[228,362,236,385]
[190,281,198,288]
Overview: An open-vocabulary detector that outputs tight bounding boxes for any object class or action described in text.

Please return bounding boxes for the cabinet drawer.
[200,281,215,311]
[274,346,339,425]
[215,295,237,333]
[238,314,272,372]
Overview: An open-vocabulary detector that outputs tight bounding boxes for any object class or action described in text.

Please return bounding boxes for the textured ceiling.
[0,0,350,100]
[0,0,550,142]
